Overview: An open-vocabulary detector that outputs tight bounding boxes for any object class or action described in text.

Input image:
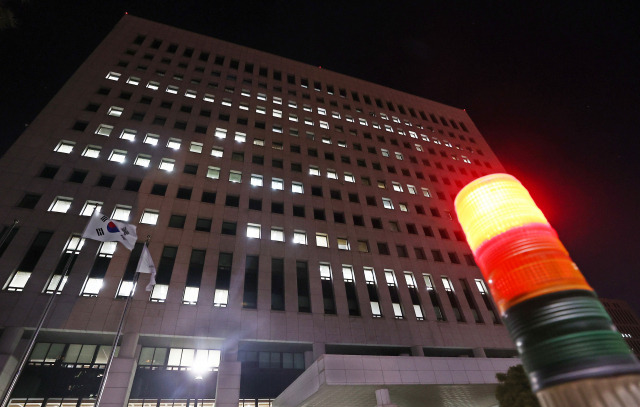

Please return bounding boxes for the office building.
[0,15,518,407]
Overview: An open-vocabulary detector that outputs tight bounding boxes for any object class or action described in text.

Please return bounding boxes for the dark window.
[297,261,311,312]
[377,242,390,255]
[219,113,230,122]
[313,209,325,220]
[225,195,240,207]
[176,187,192,200]
[432,250,444,262]
[439,228,450,240]
[415,205,426,215]
[85,103,99,112]
[39,166,59,179]
[333,212,346,223]
[200,109,211,117]
[150,184,167,196]
[348,193,359,203]
[96,175,115,188]
[168,215,186,229]
[371,218,383,229]
[243,255,259,309]
[160,100,172,109]
[17,193,40,209]
[293,205,305,217]
[221,221,237,235]
[291,162,302,172]
[184,164,198,175]
[249,199,262,211]
[290,144,301,153]
[201,191,217,203]
[311,186,323,197]
[396,245,409,258]
[271,202,284,214]
[73,121,88,131]
[124,178,141,192]
[272,159,283,168]
[140,96,152,105]
[352,215,365,226]
[68,170,88,183]
[448,252,461,264]
[252,155,264,165]
[308,148,318,157]
[174,121,187,130]
[13,231,53,279]
[330,190,341,200]
[195,218,212,232]
[423,226,434,237]
[97,87,110,95]
[271,258,285,311]
[152,116,166,125]
[414,247,427,260]
[324,152,334,161]
[366,196,377,206]
[430,207,441,217]
[232,152,244,162]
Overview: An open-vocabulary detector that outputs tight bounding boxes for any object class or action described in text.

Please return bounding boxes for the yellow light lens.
[454,174,549,252]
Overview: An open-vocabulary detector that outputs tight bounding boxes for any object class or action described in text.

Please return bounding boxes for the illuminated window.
[185,89,196,98]
[166,85,178,94]
[207,166,220,179]
[382,198,394,209]
[345,115,354,123]
[144,133,159,145]
[422,187,432,198]
[150,284,169,302]
[257,92,267,101]
[235,132,246,143]
[211,147,223,157]
[96,124,113,136]
[159,158,175,172]
[80,200,102,216]
[392,182,403,192]
[112,205,131,221]
[247,224,261,239]
[108,106,123,117]
[344,172,355,183]
[119,128,136,141]
[106,71,121,81]
[381,149,390,157]
[254,138,265,146]
[292,182,304,194]
[82,145,100,158]
[109,149,127,163]
[399,203,409,212]
[251,174,263,187]
[293,230,307,245]
[54,140,75,154]
[134,154,151,167]
[256,105,266,114]
[384,124,393,132]
[239,102,249,110]
[309,166,320,176]
[327,169,338,179]
[146,81,160,90]
[273,109,282,118]
[49,196,73,213]
[337,238,350,251]
[203,93,215,102]
[167,138,181,149]
[407,185,417,194]
[190,142,203,153]
[319,121,329,129]
[316,233,329,247]
[331,111,341,119]
[395,152,404,160]
[229,170,242,183]
[140,209,159,225]
[271,178,284,190]
[272,124,283,133]
[358,118,368,126]
[214,127,227,139]
[126,76,140,85]
[271,227,284,242]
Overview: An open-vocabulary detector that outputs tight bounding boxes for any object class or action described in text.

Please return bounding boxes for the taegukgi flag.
[136,245,157,291]
[81,213,137,250]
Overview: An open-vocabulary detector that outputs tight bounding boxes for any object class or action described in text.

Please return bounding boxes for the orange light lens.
[454,174,549,252]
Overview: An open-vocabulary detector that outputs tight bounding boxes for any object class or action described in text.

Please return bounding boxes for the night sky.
[1,1,639,314]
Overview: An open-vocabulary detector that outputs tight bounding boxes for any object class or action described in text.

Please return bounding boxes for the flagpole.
[95,235,151,407]
[0,219,19,249]
[0,245,75,407]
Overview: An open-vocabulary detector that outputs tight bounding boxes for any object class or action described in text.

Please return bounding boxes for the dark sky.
[1,1,639,314]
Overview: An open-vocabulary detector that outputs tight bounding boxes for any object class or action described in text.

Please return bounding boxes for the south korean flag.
[82,212,137,250]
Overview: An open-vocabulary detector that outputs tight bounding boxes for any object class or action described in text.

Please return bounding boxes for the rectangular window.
[207,166,220,179]
[404,272,424,320]
[45,235,85,294]
[183,249,206,304]
[423,274,446,321]
[140,209,159,225]
[364,267,381,317]
[229,170,242,183]
[144,133,159,145]
[315,233,329,247]
[476,279,500,324]
[319,263,336,314]
[247,224,261,239]
[54,140,75,154]
[242,255,259,309]
[271,178,284,190]
[297,261,311,313]
[48,196,73,213]
[150,246,178,302]
[81,241,117,296]
[271,258,285,311]
[80,200,102,216]
[214,252,233,307]
[442,276,465,322]
[270,227,284,242]
[159,158,175,171]
[4,231,53,291]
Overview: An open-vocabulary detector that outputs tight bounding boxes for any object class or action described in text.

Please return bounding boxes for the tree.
[495,364,541,407]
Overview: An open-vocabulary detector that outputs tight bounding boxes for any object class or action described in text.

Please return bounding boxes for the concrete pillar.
[374,388,398,407]
[473,347,486,358]
[97,333,139,407]
[214,344,241,407]
[312,342,325,361]
[410,346,424,357]
[304,350,314,368]
[0,327,24,398]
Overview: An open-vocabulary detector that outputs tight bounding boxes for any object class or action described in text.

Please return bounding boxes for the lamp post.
[454,173,640,407]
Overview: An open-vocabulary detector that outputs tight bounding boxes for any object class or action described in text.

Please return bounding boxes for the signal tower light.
[455,174,640,405]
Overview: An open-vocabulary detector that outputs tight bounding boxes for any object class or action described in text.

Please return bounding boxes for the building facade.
[0,15,517,407]
[601,298,640,359]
